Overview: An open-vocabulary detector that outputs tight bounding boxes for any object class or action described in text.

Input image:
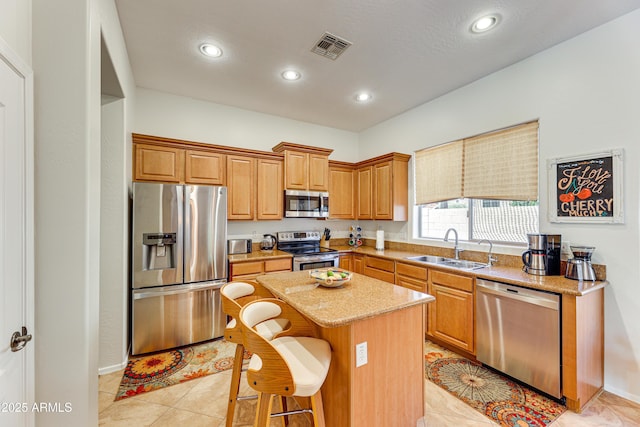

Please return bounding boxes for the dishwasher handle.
[477,281,559,311]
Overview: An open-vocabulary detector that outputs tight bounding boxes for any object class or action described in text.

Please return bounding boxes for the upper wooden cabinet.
[134,143,184,183]
[133,135,226,185]
[227,155,283,221]
[133,134,410,222]
[272,142,332,191]
[329,163,355,219]
[355,153,410,221]
[185,150,225,185]
[256,158,283,220]
[356,166,373,220]
[226,155,255,220]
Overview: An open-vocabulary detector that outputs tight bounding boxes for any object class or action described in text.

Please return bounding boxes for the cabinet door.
[264,258,292,273]
[373,161,393,220]
[427,281,474,353]
[227,155,255,220]
[257,158,283,220]
[363,255,395,282]
[284,151,308,190]
[185,150,225,185]
[395,262,428,292]
[229,261,264,281]
[308,154,329,191]
[134,144,184,183]
[329,166,355,219]
[339,254,353,271]
[352,254,365,274]
[356,166,373,219]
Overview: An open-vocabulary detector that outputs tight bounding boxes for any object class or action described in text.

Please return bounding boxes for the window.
[418,199,539,244]
[414,121,539,244]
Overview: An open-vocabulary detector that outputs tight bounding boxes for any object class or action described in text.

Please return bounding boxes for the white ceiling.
[114,0,640,132]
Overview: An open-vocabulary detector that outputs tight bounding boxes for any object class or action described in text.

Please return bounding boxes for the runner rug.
[425,341,566,426]
[114,338,245,401]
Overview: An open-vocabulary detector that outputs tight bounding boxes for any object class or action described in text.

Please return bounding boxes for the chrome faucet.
[478,239,497,266]
[444,228,463,260]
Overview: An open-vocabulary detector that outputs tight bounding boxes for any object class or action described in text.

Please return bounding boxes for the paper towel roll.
[376,229,385,250]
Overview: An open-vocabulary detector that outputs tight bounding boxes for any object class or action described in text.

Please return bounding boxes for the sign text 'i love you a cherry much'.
[556,156,613,217]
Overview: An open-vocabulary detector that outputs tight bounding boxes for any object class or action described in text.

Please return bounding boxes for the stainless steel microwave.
[284,190,329,218]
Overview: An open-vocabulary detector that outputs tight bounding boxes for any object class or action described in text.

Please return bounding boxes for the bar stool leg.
[226,343,246,427]
[310,390,326,427]
[254,392,274,427]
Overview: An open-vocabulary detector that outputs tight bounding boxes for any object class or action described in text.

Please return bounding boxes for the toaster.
[228,239,252,255]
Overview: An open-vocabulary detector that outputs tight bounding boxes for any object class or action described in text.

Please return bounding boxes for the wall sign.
[547,149,623,223]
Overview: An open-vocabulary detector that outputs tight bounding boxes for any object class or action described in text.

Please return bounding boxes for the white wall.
[32,0,101,424]
[134,88,361,239]
[360,10,640,403]
[0,0,31,66]
[98,0,137,374]
[30,0,136,425]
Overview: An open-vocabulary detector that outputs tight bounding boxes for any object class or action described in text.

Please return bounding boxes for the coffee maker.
[565,246,596,281]
[522,234,561,276]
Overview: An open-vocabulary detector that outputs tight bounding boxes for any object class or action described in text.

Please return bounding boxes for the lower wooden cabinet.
[352,253,365,274]
[427,269,475,354]
[363,255,395,283]
[339,253,353,271]
[229,258,292,282]
[395,261,427,292]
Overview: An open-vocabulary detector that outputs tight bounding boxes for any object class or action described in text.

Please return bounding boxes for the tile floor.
[99,347,640,426]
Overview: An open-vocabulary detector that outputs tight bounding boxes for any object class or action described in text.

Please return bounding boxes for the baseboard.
[604,385,640,405]
[98,355,128,376]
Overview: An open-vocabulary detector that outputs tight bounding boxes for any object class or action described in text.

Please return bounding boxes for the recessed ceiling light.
[470,15,499,33]
[199,43,223,58]
[281,70,301,81]
[355,92,372,102]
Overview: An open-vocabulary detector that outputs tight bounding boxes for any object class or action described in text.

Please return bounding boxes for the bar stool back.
[220,281,288,426]
[240,299,332,427]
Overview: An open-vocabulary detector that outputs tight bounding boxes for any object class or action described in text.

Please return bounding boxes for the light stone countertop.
[256,270,434,328]
[228,249,292,263]
[336,245,608,296]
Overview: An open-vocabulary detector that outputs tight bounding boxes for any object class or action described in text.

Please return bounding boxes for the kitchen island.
[256,270,435,427]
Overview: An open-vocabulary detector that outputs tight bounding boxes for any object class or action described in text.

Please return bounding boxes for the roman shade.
[414,140,464,205]
[415,121,539,205]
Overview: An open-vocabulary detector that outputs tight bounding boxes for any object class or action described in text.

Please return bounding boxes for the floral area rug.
[115,338,245,401]
[425,341,566,426]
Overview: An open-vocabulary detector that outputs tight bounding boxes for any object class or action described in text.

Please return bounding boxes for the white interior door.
[0,40,34,426]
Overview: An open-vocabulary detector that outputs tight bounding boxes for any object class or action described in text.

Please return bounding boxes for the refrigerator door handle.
[132,281,226,300]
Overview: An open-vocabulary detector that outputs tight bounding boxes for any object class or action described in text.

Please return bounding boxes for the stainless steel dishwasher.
[476,279,562,398]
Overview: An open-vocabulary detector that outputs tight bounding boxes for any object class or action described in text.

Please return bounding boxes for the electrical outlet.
[356,342,368,367]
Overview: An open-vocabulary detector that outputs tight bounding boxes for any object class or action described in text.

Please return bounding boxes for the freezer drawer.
[131,281,226,355]
[476,279,562,398]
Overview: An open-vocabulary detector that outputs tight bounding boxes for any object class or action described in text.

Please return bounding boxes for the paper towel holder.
[376,226,385,251]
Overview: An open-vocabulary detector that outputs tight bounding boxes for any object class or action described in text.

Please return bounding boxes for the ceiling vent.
[311,32,352,60]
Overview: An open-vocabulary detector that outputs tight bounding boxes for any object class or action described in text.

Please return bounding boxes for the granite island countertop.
[256,270,434,328]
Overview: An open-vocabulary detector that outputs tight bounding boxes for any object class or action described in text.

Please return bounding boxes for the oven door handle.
[295,255,337,262]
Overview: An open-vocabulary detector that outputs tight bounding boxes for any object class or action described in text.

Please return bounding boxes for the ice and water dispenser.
[142,232,177,270]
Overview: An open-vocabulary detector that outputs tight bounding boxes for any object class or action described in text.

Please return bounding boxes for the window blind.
[414,121,539,205]
[415,140,463,205]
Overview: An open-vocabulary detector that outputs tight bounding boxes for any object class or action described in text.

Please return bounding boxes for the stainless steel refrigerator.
[131,182,227,355]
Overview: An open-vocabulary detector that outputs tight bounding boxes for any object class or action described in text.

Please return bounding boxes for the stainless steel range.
[277,230,339,271]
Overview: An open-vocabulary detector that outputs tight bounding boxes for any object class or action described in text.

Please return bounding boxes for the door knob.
[10,326,32,352]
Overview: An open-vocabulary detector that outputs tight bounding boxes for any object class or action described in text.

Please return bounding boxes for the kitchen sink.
[406,255,487,271]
